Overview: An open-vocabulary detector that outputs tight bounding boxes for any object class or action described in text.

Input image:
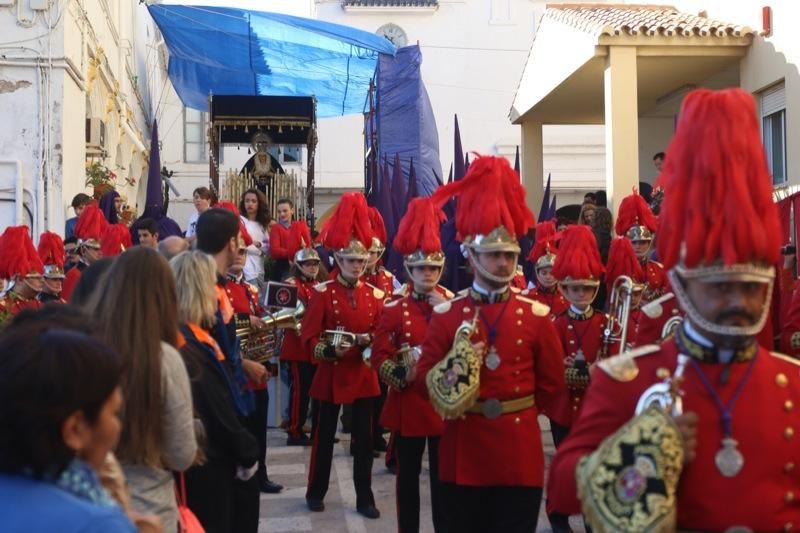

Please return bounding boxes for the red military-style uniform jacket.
[641,259,667,304]
[301,277,383,404]
[224,275,267,391]
[279,275,317,363]
[61,262,87,302]
[511,270,527,291]
[372,294,445,437]
[548,331,800,531]
[365,266,394,299]
[631,292,683,347]
[550,307,610,428]
[0,291,42,327]
[522,286,569,318]
[269,223,290,261]
[416,289,565,487]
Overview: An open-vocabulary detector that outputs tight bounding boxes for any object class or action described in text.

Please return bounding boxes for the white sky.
[159,0,313,17]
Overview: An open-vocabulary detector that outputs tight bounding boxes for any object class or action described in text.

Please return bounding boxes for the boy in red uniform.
[0,226,44,326]
[615,190,666,304]
[523,220,568,317]
[301,192,384,519]
[373,197,450,533]
[62,204,106,301]
[37,231,67,304]
[548,88,800,532]
[604,236,646,352]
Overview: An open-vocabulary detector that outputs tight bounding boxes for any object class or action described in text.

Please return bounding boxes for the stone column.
[521,120,544,218]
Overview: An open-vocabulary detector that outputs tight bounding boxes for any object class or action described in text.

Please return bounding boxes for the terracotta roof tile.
[545,4,754,38]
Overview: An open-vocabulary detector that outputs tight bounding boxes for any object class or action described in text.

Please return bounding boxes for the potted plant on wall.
[85,161,117,200]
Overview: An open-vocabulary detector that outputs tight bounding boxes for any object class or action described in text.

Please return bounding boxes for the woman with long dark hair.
[86,246,196,532]
[238,188,271,294]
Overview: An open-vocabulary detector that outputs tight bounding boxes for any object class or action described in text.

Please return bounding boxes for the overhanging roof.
[510,4,755,124]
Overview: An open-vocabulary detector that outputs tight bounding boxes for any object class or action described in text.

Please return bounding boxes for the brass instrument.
[322,328,374,366]
[602,275,636,357]
[396,343,422,368]
[237,301,305,363]
[426,310,482,419]
[635,353,689,416]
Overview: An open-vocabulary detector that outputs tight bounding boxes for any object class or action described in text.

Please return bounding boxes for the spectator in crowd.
[592,206,614,310]
[171,250,259,533]
[238,188,271,294]
[69,258,114,307]
[158,236,189,261]
[582,192,597,205]
[64,236,80,271]
[65,193,93,240]
[578,202,597,226]
[0,317,135,533]
[136,218,160,249]
[653,151,665,172]
[268,198,294,281]
[86,247,196,532]
[185,187,213,244]
[99,190,123,225]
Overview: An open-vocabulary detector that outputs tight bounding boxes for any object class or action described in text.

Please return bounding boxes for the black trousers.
[441,483,542,533]
[287,361,314,439]
[307,397,375,508]
[231,475,260,533]
[550,419,570,449]
[396,435,447,533]
[183,462,234,533]
[244,387,269,482]
[373,381,388,444]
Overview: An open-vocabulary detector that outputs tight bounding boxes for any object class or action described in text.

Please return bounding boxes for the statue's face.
[256,142,269,153]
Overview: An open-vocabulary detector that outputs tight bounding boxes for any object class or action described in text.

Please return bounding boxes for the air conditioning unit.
[85,118,106,151]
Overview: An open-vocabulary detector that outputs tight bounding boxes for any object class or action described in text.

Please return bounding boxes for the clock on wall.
[376,23,408,47]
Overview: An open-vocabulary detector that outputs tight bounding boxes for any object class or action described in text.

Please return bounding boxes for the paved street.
[258,416,585,533]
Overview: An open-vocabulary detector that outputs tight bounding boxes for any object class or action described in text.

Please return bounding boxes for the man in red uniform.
[373,197,450,533]
[268,197,294,281]
[281,221,322,446]
[62,204,106,301]
[548,88,800,532]
[366,206,395,298]
[0,226,44,327]
[37,231,67,304]
[416,155,565,533]
[523,220,568,317]
[615,189,666,304]
[604,236,646,352]
[301,192,383,519]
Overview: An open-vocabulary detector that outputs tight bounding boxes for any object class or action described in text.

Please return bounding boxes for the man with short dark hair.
[136,218,159,249]
[63,237,79,272]
[64,193,92,240]
[269,198,294,281]
[653,151,665,172]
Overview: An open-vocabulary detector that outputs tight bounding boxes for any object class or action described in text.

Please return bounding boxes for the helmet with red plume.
[656,88,781,338]
[395,197,446,269]
[615,190,658,252]
[319,192,373,260]
[217,201,253,247]
[0,226,44,279]
[606,237,645,293]
[552,225,604,287]
[75,203,108,250]
[100,224,133,258]
[37,231,66,279]
[368,207,388,255]
[288,221,320,263]
[527,221,559,270]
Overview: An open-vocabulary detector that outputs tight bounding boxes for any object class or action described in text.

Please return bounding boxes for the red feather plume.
[0,226,43,278]
[605,237,645,290]
[431,154,534,241]
[74,203,108,241]
[319,192,373,250]
[101,224,133,257]
[614,189,657,236]
[38,231,65,268]
[656,88,781,269]
[394,197,447,255]
[287,221,313,259]
[551,225,604,281]
[527,221,559,263]
[216,201,253,246]
[368,207,388,244]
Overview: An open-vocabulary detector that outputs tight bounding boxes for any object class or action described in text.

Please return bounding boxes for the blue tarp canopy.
[148,4,397,117]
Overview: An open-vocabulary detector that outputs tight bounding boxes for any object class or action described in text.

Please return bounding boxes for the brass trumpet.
[322,328,357,349]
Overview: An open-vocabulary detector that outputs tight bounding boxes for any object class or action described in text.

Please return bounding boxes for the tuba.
[426,310,482,419]
[237,301,305,363]
[602,275,635,357]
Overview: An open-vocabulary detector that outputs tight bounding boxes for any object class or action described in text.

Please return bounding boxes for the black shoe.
[356,505,380,519]
[333,437,340,444]
[306,498,325,512]
[373,437,388,452]
[260,480,283,494]
[286,435,313,446]
[372,450,380,458]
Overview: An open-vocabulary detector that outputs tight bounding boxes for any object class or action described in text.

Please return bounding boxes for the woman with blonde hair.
[86,246,196,533]
[170,251,259,533]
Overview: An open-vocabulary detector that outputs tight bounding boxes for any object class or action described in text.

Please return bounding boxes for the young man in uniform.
[62,204,106,301]
[37,231,67,304]
[0,226,44,326]
[615,190,665,304]
[523,220,568,317]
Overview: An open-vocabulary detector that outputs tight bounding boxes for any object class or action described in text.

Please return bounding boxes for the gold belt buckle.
[481,398,503,419]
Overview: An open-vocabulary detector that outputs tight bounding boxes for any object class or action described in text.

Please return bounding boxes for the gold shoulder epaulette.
[381,268,394,278]
[770,351,800,367]
[597,344,660,382]
[640,292,675,319]
[365,282,385,300]
[510,286,521,293]
[314,280,332,293]
[384,298,400,308]
[434,295,465,314]
[439,285,455,299]
[516,295,549,317]
[285,276,296,284]
[457,288,469,297]
[650,259,664,268]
